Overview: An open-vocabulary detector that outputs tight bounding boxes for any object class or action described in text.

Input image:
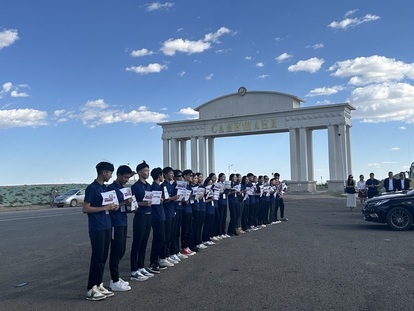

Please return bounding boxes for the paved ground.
[0,193,413,311]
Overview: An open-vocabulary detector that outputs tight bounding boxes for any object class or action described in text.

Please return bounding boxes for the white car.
[54,189,85,207]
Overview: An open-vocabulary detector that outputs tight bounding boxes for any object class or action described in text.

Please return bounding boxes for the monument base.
[288,181,317,193]
[327,180,345,192]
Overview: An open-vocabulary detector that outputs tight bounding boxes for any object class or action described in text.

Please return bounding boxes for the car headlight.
[374,199,390,206]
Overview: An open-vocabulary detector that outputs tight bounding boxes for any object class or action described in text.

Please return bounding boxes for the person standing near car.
[345,174,357,213]
[107,165,134,292]
[366,172,380,198]
[383,171,397,192]
[49,187,57,207]
[396,172,410,191]
[82,161,117,301]
[356,174,367,207]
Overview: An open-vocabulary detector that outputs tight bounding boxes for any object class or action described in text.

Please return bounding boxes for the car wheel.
[386,207,413,231]
[70,199,78,207]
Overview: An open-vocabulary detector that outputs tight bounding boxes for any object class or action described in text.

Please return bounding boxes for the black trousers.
[235,201,243,228]
[170,209,182,255]
[263,200,270,224]
[192,210,205,246]
[214,205,222,236]
[202,212,214,242]
[219,202,227,235]
[130,213,151,271]
[150,220,165,265]
[241,202,250,230]
[162,216,173,259]
[109,226,127,283]
[227,202,238,234]
[269,199,276,222]
[87,228,111,290]
[277,198,285,219]
[181,212,193,249]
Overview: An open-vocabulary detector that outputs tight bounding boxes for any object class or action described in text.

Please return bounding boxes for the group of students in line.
[83,161,288,301]
[345,171,412,212]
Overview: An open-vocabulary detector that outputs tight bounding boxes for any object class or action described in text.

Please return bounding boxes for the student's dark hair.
[218,173,225,179]
[117,165,133,176]
[273,172,280,178]
[229,173,235,181]
[96,161,114,175]
[173,169,182,178]
[151,167,163,180]
[162,166,173,175]
[247,173,253,177]
[203,177,212,187]
[195,172,203,177]
[258,175,263,180]
[241,175,248,185]
[208,172,216,178]
[136,160,149,172]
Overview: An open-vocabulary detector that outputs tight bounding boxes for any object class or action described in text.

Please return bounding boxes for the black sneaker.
[147,264,161,274]
[190,247,200,253]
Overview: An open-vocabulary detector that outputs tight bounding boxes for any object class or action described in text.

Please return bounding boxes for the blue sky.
[1,1,413,186]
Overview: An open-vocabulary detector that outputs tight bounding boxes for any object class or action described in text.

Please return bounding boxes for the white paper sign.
[151,191,163,205]
[101,190,119,206]
[119,187,132,200]
[129,196,138,211]
[176,181,187,190]
[163,186,170,200]
[143,191,153,202]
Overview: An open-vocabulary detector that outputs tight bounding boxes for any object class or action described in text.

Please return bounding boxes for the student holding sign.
[106,165,135,292]
[82,161,118,301]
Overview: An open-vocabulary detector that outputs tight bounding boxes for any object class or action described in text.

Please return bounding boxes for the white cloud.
[0,29,19,50]
[178,71,185,77]
[11,90,29,98]
[344,9,358,17]
[257,74,269,79]
[350,82,414,123]
[145,2,174,12]
[245,56,252,60]
[215,48,232,54]
[126,63,167,74]
[390,147,400,151]
[161,38,211,56]
[80,99,167,127]
[2,82,12,92]
[130,48,154,57]
[329,55,414,86]
[177,107,199,118]
[311,43,324,49]
[205,73,214,81]
[160,27,233,56]
[256,62,264,67]
[398,126,406,130]
[275,53,293,63]
[328,13,380,30]
[203,27,232,43]
[0,82,30,98]
[306,85,345,97]
[288,57,324,73]
[0,108,48,128]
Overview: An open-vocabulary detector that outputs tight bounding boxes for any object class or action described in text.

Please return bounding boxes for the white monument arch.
[158,88,355,192]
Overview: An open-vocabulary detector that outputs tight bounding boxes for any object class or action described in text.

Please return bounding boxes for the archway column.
[191,136,198,172]
[198,136,207,175]
[170,138,179,169]
[180,139,187,170]
[162,138,170,167]
[208,137,215,174]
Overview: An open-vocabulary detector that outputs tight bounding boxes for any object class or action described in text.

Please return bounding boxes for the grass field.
[0,184,88,207]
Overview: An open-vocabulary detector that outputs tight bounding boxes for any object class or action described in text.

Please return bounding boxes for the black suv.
[363,189,414,231]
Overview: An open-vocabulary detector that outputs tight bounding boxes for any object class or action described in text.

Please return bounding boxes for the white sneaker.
[220,234,227,239]
[167,257,179,264]
[170,254,181,262]
[197,243,207,249]
[98,283,114,297]
[139,268,154,278]
[131,270,148,281]
[225,234,231,238]
[177,253,188,259]
[119,278,130,286]
[261,224,266,228]
[86,285,106,301]
[211,236,219,242]
[159,258,174,267]
[109,280,131,292]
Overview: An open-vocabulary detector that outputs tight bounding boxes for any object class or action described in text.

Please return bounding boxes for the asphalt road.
[0,193,413,311]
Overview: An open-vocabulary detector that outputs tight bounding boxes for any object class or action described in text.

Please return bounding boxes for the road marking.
[0,212,81,222]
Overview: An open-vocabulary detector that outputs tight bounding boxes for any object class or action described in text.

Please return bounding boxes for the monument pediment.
[195,90,303,120]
